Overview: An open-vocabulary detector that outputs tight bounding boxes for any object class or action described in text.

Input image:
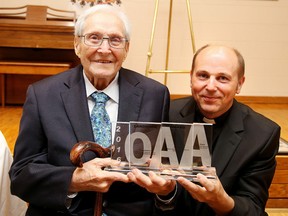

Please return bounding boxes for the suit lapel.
[178,98,196,123]
[60,67,145,142]
[212,101,244,177]
[61,67,94,143]
[176,98,245,177]
[117,68,144,122]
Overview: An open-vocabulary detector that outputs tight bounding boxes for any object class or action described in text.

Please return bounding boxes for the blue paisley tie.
[90,92,111,148]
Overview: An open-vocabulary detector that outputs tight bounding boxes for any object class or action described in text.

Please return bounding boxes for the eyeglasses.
[79,33,128,49]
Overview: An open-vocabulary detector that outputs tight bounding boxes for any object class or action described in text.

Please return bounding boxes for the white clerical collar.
[202,117,216,124]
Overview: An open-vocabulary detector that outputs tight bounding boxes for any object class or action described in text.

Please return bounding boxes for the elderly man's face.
[191,46,245,119]
[74,11,129,90]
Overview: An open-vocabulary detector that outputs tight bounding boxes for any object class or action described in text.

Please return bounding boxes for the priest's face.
[191,46,245,119]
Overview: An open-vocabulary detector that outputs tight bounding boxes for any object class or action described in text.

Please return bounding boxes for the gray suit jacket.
[10,65,170,216]
[168,97,280,216]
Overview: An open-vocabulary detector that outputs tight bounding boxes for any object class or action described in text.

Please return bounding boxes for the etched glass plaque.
[105,121,216,181]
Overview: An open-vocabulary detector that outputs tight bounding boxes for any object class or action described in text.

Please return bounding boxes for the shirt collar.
[83,71,119,104]
[195,105,232,125]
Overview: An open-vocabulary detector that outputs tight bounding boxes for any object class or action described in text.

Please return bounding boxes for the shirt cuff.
[65,192,78,209]
[155,183,177,211]
[67,192,78,199]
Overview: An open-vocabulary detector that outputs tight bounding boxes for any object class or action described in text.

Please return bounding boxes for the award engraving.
[105,121,216,181]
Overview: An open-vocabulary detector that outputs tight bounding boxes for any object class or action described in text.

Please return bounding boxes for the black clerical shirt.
[194,106,232,153]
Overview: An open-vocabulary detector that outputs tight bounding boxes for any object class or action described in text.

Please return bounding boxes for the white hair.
[74,4,131,41]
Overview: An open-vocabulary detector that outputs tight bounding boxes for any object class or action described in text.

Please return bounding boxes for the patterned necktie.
[90,92,111,148]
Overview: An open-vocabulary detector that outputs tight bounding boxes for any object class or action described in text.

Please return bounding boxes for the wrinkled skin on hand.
[69,141,129,193]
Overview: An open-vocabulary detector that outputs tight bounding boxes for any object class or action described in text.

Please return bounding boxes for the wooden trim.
[170,95,288,104]
[266,199,288,208]
[269,184,288,197]
[276,156,288,170]
[0,61,72,107]
[235,96,288,104]
[170,94,189,100]
[0,61,71,75]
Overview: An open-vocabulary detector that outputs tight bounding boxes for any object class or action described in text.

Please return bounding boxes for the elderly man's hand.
[69,158,130,193]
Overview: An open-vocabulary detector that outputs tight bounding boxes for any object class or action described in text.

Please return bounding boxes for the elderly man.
[9,4,173,216]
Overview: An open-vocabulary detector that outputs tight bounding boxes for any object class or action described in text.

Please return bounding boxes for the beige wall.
[1,0,288,96]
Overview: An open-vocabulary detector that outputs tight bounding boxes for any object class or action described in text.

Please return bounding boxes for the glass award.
[105,121,216,182]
